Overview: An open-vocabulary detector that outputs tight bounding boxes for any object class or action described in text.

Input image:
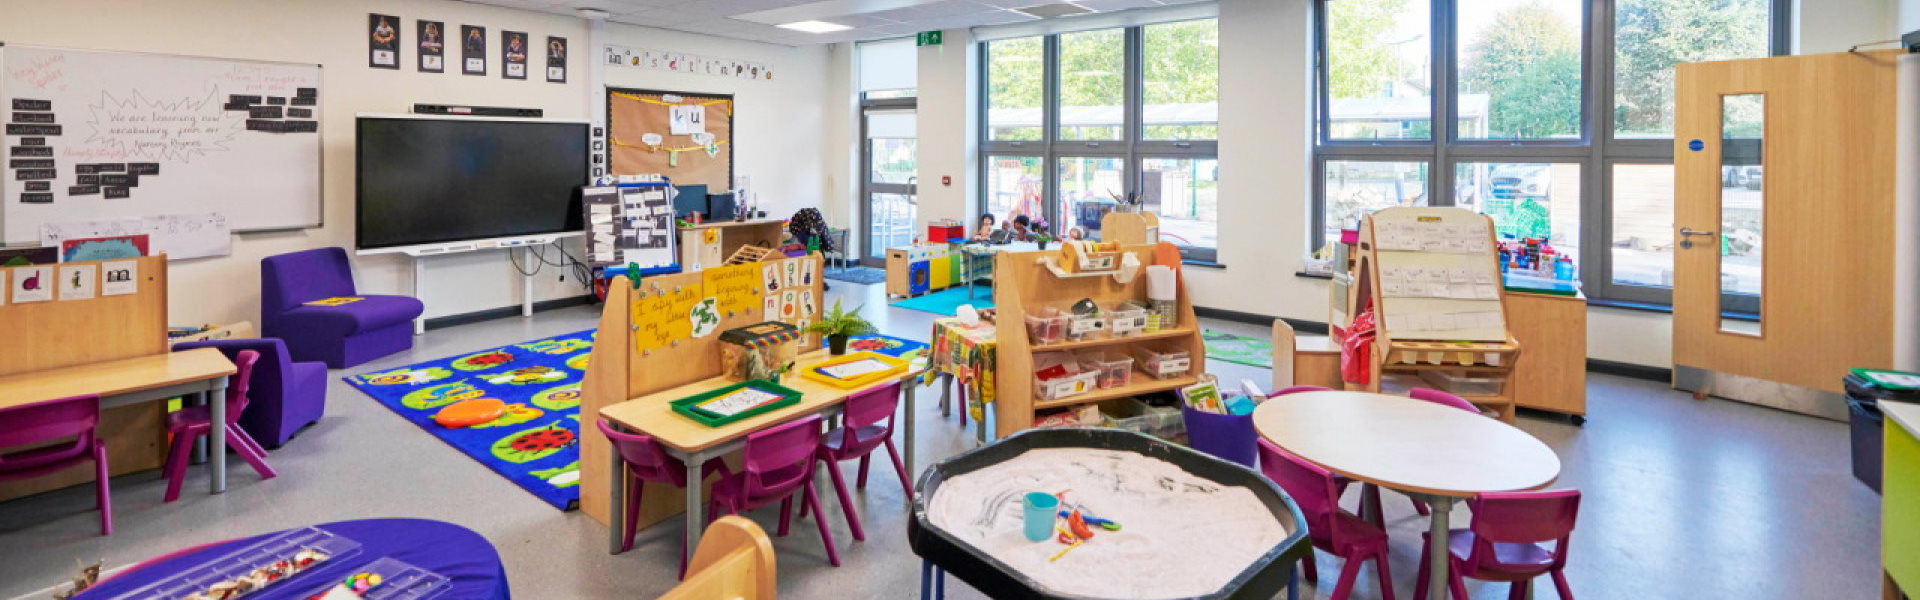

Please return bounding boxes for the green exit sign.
[917,30,942,46]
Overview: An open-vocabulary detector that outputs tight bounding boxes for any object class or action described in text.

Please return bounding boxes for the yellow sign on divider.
[702,263,760,318]
[632,285,703,353]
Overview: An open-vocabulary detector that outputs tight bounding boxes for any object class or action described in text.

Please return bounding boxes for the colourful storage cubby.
[930,256,953,289]
[909,260,931,295]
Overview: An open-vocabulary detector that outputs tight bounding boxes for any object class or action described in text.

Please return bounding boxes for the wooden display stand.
[1270,320,1344,391]
[678,219,786,273]
[1350,208,1520,423]
[991,242,1204,437]
[1099,211,1160,245]
[577,253,824,527]
[0,256,170,500]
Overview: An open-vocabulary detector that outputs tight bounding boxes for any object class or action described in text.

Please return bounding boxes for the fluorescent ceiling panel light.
[739,0,946,26]
[1012,2,1094,18]
[778,20,853,33]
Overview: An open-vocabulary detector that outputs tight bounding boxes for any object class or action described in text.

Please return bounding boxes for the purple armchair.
[173,338,326,448]
[262,248,423,368]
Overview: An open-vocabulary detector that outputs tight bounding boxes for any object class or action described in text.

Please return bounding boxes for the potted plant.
[805,300,877,355]
[1031,217,1055,250]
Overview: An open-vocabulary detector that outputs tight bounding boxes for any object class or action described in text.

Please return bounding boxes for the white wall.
[915,32,980,239]
[0,0,832,327]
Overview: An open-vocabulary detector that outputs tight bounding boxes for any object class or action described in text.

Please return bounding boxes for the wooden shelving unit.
[992,242,1204,437]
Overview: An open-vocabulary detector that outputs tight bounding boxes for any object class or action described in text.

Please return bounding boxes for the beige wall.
[0,0,832,326]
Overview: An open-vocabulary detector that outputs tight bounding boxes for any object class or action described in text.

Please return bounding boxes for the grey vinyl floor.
[0,279,1883,599]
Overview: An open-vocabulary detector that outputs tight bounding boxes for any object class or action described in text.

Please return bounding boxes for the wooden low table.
[0,348,237,496]
[1253,390,1560,596]
[598,349,926,552]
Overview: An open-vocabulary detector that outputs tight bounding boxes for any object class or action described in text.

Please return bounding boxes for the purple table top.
[78,519,509,600]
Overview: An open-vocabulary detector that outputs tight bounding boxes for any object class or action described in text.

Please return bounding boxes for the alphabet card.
[782,260,799,287]
[763,263,781,292]
[101,260,138,296]
[763,293,780,319]
[58,265,96,300]
[11,265,51,303]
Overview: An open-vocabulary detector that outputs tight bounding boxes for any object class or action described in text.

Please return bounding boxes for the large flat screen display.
[356,116,587,249]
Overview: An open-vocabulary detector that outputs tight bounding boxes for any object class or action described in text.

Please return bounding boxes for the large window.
[978,17,1221,263]
[1314,0,1784,305]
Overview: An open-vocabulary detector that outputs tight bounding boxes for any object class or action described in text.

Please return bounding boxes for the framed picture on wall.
[368,13,400,69]
[418,20,445,72]
[502,30,528,80]
[461,25,486,75]
[546,36,567,83]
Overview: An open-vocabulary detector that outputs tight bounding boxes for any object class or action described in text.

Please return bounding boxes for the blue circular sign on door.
[1688,139,1705,151]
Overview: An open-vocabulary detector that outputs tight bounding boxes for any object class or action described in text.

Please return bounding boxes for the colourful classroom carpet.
[1203,329,1273,369]
[344,330,594,511]
[889,286,996,316]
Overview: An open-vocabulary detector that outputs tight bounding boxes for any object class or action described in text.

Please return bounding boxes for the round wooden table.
[1253,390,1560,596]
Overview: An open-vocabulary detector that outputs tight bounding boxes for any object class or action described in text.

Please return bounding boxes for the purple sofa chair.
[262,248,424,368]
[173,338,327,448]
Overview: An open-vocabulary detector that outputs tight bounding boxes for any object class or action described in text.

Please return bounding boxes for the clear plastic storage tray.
[111,527,363,600]
[1075,351,1135,389]
[1033,352,1098,401]
[1419,370,1506,396]
[1065,312,1107,341]
[1104,400,1185,439]
[1106,304,1150,338]
[1024,307,1069,345]
[1131,345,1192,379]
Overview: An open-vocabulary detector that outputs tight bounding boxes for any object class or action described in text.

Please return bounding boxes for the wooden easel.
[0,255,171,499]
[577,253,824,527]
[1352,208,1520,422]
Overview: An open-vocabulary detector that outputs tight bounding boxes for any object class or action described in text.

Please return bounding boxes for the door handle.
[1679,227,1717,249]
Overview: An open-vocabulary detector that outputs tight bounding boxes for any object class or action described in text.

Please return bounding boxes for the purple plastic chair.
[596,419,730,575]
[173,338,326,448]
[1415,490,1581,600]
[708,415,840,566]
[262,248,424,368]
[1259,439,1395,600]
[0,395,110,535]
[812,382,912,542]
[162,350,277,502]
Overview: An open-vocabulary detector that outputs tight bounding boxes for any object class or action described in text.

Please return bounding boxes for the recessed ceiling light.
[1012,2,1093,19]
[777,20,852,33]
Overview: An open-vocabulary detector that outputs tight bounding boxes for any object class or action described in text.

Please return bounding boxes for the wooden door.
[1672,51,1898,400]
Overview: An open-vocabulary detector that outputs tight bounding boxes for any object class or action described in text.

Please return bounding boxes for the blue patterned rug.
[824,265,887,285]
[344,330,595,510]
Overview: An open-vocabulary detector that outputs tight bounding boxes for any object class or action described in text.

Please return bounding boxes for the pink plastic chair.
[1268,385,1335,398]
[1259,439,1395,600]
[812,382,912,542]
[708,415,841,566]
[596,419,731,574]
[1415,490,1581,600]
[163,350,276,502]
[1405,388,1484,517]
[0,394,111,535]
[1265,384,1382,524]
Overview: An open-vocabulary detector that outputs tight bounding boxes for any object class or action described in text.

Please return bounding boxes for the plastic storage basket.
[1132,345,1193,380]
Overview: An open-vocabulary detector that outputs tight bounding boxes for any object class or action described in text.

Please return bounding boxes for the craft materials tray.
[108,527,363,600]
[294,557,450,600]
[670,379,804,427]
[800,351,908,389]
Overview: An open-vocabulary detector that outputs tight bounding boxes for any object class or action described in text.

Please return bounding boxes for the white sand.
[927,448,1289,599]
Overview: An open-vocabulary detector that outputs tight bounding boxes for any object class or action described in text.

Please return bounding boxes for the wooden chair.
[1272,319,1344,391]
[661,516,777,600]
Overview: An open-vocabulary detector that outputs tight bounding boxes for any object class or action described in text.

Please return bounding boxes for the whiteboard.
[0,43,322,244]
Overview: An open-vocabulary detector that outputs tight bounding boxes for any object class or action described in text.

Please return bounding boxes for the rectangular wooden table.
[598,350,925,552]
[0,348,237,495]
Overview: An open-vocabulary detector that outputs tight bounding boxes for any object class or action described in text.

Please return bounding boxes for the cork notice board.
[607,87,735,190]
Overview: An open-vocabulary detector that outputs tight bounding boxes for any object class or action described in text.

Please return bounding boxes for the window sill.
[1294,271,1333,280]
[1184,259,1226,269]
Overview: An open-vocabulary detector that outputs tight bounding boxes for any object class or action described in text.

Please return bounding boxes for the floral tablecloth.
[931,317,997,420]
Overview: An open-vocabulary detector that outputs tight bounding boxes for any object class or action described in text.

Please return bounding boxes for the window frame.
[978,19,1221,262]
[1310,0,1789,306]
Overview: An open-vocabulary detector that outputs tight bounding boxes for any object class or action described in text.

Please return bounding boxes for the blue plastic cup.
[1022,492,1060,542]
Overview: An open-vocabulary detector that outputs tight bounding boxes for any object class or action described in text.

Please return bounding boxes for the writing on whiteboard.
[82,89,239,163]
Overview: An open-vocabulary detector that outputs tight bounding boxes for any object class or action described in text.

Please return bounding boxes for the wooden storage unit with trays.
[1502,285,1586,421]
[1349,207,1521,423]
[992,241,1204,437]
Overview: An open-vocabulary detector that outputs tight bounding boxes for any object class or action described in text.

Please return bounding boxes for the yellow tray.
[800,351,909,389]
